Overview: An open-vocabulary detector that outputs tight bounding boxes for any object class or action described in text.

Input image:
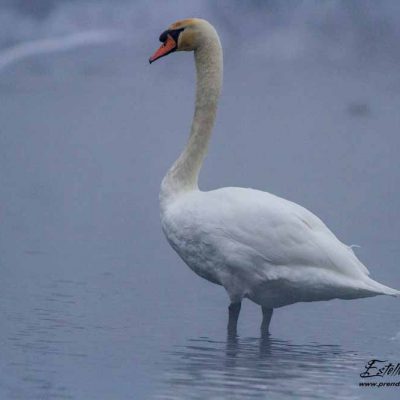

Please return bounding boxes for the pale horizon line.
[0,30,122,73]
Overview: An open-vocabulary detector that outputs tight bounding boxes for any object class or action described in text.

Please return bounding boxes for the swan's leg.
[227,302,241,336]
[261,307,273,336]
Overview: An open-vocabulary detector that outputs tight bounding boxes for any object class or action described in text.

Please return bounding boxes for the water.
[1,1,400,399]
[156,337,364,399]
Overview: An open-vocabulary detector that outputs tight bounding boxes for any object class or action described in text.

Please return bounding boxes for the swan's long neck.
[160,31,222,206]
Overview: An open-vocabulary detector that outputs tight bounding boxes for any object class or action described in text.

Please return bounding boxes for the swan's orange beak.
[149,34,177,64]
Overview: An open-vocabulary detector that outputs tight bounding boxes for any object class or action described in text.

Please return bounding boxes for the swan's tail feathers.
[363,277,400,297]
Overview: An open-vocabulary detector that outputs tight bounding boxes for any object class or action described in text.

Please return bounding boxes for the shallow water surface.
[155,337,365,399]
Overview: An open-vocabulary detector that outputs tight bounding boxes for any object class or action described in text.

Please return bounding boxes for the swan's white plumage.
[155,18,399,314]
[161,187,398,308]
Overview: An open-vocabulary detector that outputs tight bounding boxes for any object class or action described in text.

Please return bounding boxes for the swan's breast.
[160,193,225,285]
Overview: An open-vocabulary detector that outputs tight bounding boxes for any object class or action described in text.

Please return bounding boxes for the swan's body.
[161,186,397,308]
[150,18,399,334]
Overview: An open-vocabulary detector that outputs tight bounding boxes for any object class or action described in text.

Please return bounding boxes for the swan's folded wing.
[201,187,370,279]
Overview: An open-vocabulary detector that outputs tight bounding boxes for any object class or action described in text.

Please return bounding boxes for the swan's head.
[149,18,215,64]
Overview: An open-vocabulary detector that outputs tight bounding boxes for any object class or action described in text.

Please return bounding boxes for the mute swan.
[149,18,399,335]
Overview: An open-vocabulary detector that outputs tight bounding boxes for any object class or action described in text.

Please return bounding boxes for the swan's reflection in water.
[156,335,363,400]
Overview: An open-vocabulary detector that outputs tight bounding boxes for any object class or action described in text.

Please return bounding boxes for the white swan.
[149,18,399,335]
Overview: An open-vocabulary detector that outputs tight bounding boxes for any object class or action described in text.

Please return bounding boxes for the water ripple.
[155,336,363,400]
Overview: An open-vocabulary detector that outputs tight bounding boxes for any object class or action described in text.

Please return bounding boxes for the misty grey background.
[0,1,399,399]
